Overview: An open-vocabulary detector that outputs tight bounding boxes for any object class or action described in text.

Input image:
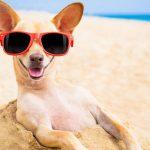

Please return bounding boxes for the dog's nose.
[30,53,44,63]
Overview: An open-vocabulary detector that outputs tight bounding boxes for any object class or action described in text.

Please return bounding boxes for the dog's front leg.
[35,124,88,150]
[92,105,142,150]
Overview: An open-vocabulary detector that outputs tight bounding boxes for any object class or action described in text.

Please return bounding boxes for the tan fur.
[0,0,19,31]
[0,1,142,150]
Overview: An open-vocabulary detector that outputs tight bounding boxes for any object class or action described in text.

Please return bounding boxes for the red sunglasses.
[0,31,74,56]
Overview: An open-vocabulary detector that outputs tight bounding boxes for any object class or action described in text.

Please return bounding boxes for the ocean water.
[94,14,150,22]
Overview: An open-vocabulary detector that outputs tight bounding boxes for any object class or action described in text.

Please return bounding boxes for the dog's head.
[0,1,83,83]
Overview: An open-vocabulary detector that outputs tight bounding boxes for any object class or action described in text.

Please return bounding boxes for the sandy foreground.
[0,11,150,149]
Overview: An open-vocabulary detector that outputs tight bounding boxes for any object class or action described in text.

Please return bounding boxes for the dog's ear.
[52,2,84,33]
[0,0,20,31]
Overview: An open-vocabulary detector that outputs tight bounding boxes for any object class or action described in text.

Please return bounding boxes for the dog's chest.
[49,101,96,132]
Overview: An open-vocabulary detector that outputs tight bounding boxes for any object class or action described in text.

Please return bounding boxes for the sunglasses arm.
[0,34,4,45]
[70,35,74,47]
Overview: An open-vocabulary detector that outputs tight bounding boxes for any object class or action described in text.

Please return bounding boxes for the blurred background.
[4,0,150,21]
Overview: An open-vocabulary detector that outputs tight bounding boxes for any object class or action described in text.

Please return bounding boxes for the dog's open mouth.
[28,67,44,79]
[18,59,45,80]
[19,57,54,80]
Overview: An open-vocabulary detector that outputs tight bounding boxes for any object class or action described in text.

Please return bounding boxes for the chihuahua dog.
[0,1,141,150]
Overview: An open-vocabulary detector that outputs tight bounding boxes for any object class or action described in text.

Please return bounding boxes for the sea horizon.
[90,14,150,22]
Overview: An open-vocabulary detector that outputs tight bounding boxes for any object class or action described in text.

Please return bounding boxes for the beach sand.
[0,12,150,149]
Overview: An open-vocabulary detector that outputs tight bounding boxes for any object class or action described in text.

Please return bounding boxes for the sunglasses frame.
[0,31,74,56]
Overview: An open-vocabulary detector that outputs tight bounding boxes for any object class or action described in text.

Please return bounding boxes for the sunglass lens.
[4,32,30,54]
[41,33,69,55]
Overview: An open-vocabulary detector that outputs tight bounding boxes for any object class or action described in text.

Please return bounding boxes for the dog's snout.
[30,53,44,63]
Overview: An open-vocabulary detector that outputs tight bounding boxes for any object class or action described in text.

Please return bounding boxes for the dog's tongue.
[28,68,44,78]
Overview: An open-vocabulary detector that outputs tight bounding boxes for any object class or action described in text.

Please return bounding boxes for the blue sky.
[4,0,150,14]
